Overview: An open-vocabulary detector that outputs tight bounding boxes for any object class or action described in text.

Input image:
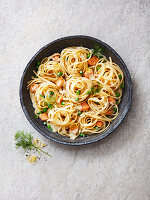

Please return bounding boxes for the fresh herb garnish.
[37,61,41,66]
[120,84,124,88]
[116,100,119,105]
[47,94,56,104]
[48,103,53,109]
[87,90,92,95]
[98,55,103,59]
[116,92,120,97]
[40,94,45,98]
[35,61,41,70]
[91,86,95,91]
[102,60,106,63]
[44,102,48,106]
[15,130,52,157]
[87,85,102,95]
[95,88,100,93]
[91,85,102,94]
[113,107,117,112]
[92,44,104,59]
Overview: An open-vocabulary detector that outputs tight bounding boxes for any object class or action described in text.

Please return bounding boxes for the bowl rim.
[19,35,132,146]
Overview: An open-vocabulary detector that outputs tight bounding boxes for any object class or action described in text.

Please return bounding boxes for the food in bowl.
[28,44,124,140]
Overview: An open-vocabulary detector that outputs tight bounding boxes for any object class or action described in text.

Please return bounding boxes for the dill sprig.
[92,43,104,59]
[15,130,52,157]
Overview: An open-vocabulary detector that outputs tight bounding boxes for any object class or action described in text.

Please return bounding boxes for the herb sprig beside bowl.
[15,130,52,157]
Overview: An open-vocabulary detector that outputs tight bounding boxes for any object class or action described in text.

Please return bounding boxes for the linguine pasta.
[28,46,124,140]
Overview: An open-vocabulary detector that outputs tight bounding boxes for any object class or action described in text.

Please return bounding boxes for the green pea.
[97,66,100,71]
[43,108,48,113]
[116,92,120,97]
[95,126,99,130]
[114,107,117,112]
[47,125,53,131]
[75,98,79,101]
[102,60,106,63]
[78,110,82,115]
[61,101,65,105]
[48,103,53,109]
[118,74,122,79]
[87,54,90,59]
[76,90,81,95]
[35,115,38,118]
[80,71,83,75]
[80,133,86,137]
[120,84,124,88]
[57,71,63,77]
[49,91,54,96]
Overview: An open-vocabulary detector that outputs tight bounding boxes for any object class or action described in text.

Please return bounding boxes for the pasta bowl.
[19,35,132,146]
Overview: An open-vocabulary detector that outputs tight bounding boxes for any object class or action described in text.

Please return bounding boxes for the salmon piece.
[88,56,99,66]
[39,113,48,121]
[69,125,79,135]
[53,55,60,62]
[30,84,39,93]
[80,102,90,111]
[56,77,65,88]
[84,69,94,79]
[96,121,103,127]
[105,110,113,116]
[108,96,116,104]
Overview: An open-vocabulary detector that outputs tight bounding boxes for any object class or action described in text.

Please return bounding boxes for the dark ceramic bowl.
[19,35,132,146]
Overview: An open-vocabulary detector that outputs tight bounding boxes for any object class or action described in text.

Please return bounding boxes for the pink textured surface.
[0,0,150,199]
